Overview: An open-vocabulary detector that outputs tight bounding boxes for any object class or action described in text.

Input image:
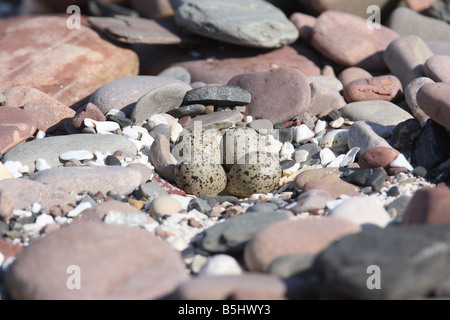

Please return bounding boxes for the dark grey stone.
[188,198,212,214]
[342,168,387,192]
[196,210,290,253]
[413,119,450,170]
[133,181,168,201]
[413,166,428,178]
[294,143,322,166]
[387,186,400,197]
[183,86,251,107]
[105,155,122,166]
[88,0,139,17]
[312,225,450,300]
[245,202,279,213]
[273,124,293,144]
[280,159,296,170]
[322,109,341,122]
[386,195,413,223]
[199,194,240,207]
[390,118,421,151]
[106,115,133,129]
[168,104,205,118]
[0,220,10,236]
[429,0,450,24]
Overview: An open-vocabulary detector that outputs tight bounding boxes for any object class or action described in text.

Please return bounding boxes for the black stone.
[390,118,421,151]
[413,120,450,170]
[105,155,122,166]
[106,114,133,128]
[342,168,387,192]
[188,198,212,214]
[387,186,400,197]
[168,104,206,118]
[273,124,293,144]
[322,109,341,122]
[312,225,450,300]
[183,86,251,107]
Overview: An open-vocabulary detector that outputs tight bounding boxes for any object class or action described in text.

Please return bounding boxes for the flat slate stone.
[2,134,137,173]
[185,110,242,130]
[88,15,189,45]
[196,210,291,253]
[172,0,299,49]
[183,86,251,107]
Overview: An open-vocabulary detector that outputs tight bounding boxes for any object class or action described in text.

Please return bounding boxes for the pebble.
[311,11,399,71]
[384,35,434,88]
[402,185,450,225]
[4,222,189,299]
[72,103,106,131]
[328,197,392,228]
[291,189,333,213]
[168,104,205,118]
[197,210,290,254]
[424,55,450,82]
[89,76,191,116]
[347,121,393,154]
[359,147,400,170]
[183,86,251,108]
[404,77,434,125]
[320,148,336,166]
[198,254,242,276]
[158,66,191,84]
[417,82,450,130]
[228,67,311,125]
[318,129,349,151]
[134,181,169,201]
[0,107,38,155]
[342,167,388,192]
[149,196,182,216]
[59,150,94,162]
[184,110,242,130]
[343,75,403,103]
[303,173,361,199]
[308,81,346,118]
[341,101,414,128]
[172,0,299,49]
[290,12,316,43]
[30,166,142,196]
[312,225,450,299]
[149,135,177,182]
[244,217,361,272]
[338,67,372,87]
[131,84,187,123]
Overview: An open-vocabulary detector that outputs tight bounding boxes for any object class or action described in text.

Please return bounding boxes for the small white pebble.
[31,203,41,214]
[280,142,295,160]
[35,214,54,229]
[122,126,140,140]
[13,209,32,219]
[148,114,168,126]
[329,117,345,128]
[390,153,413,172]
[0,252,4,267]
[327,154,345,168]
[170,122,183,144]
[245,115,253,123]
[295,150,309,163]
[106,109,126,117]
[283,162,300,175]
[199,254,242,276]
[59,150,94,162]
[294,124,315,143]
[67,202,92,218]
[320,148,336,166]
[36,130,46,139]
[314,120,327,134]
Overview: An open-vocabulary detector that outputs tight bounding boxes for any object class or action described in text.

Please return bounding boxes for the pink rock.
[5,222,189,299]
[403,185,450,225]
[0,178,76,221]
[338,67,373,87]
[0,106,38,154]
[244,217,361,272]
[343,75,403,103]
[227,67,311,125]
[290,12,316,43]
[71,102,106,130]
[23,102,75,133]
[149,135,177,182]
[424,55,450,82]
[417,82,450,130]
[153,176,187,196]
[358,146,400,170]
[311,11,399,71]
[0,16,139,107]
[0,239,23,261]
[174,45,321,85]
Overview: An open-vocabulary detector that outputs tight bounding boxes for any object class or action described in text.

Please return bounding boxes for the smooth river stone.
[89,76,192,116]
[311,10,399,71]
[2,134,137,173]
[227,67,310,125]
[30,166,142,196]
[404,77,434,125]
[343,75,403,103]
[0,106,38,154]
[424,55,450,82]
[417,82,450,130]
[384,35,434,88]
[172,0,299,49]
[341,101,414,128]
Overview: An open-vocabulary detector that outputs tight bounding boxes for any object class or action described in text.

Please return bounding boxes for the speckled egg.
[175,162,227,196]
[226,152,281,198]
[221,126,262,170]
[173,127,222,164]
